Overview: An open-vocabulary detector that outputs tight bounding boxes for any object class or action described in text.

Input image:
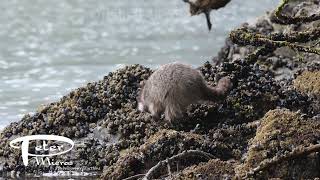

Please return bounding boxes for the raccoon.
[183,0,232,30]
[137,62,232,122]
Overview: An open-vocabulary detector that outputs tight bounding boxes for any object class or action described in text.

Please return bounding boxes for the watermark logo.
[10,135,74,166]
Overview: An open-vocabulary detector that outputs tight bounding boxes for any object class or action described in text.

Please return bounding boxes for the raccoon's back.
[145,63,206,104]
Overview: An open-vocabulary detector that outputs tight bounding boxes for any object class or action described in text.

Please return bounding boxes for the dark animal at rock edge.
[183,0,232,30]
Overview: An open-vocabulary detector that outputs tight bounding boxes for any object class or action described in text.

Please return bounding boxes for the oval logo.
[10,135,74,166]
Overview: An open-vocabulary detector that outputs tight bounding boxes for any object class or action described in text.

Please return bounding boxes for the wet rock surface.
[0,0,320,179]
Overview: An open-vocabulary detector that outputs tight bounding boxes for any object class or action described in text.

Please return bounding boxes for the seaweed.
[273,0,320,24]
[229,0,320,63]
[237,109,320,179]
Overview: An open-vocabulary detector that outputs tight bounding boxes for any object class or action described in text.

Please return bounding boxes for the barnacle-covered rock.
[1,0,320,179]
[173,159,238,180]
[101,107,160,148]
[196,60,313,126]
[294,71,320,96]
[237,109,320,179]
[0,65,153,176]
[101,129,217,179]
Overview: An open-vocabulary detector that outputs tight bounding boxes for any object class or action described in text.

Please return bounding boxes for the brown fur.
[137,62,232,122]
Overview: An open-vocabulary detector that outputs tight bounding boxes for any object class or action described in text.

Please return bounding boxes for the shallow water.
[0,0,278,129]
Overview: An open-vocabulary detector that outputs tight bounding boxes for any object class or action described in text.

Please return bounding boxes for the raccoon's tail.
[205,77,232,102]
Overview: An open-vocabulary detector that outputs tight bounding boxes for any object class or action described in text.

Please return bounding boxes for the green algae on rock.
[198,60,314,125]
[0,64,153,177]
[237,109,320,179]
[219,0,320,80]
[1,0,320,179]
[101,129,217,179]
[294,71,320,96]
[0,59,317,179]
[173,159,238,180]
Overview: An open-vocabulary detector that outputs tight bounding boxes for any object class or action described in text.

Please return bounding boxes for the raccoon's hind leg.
[164,104,183,123]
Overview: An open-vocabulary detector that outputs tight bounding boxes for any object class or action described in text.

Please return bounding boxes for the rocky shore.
[1,0,320,179]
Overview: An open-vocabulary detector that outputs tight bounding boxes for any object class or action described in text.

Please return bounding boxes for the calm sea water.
[0,0,278,129]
